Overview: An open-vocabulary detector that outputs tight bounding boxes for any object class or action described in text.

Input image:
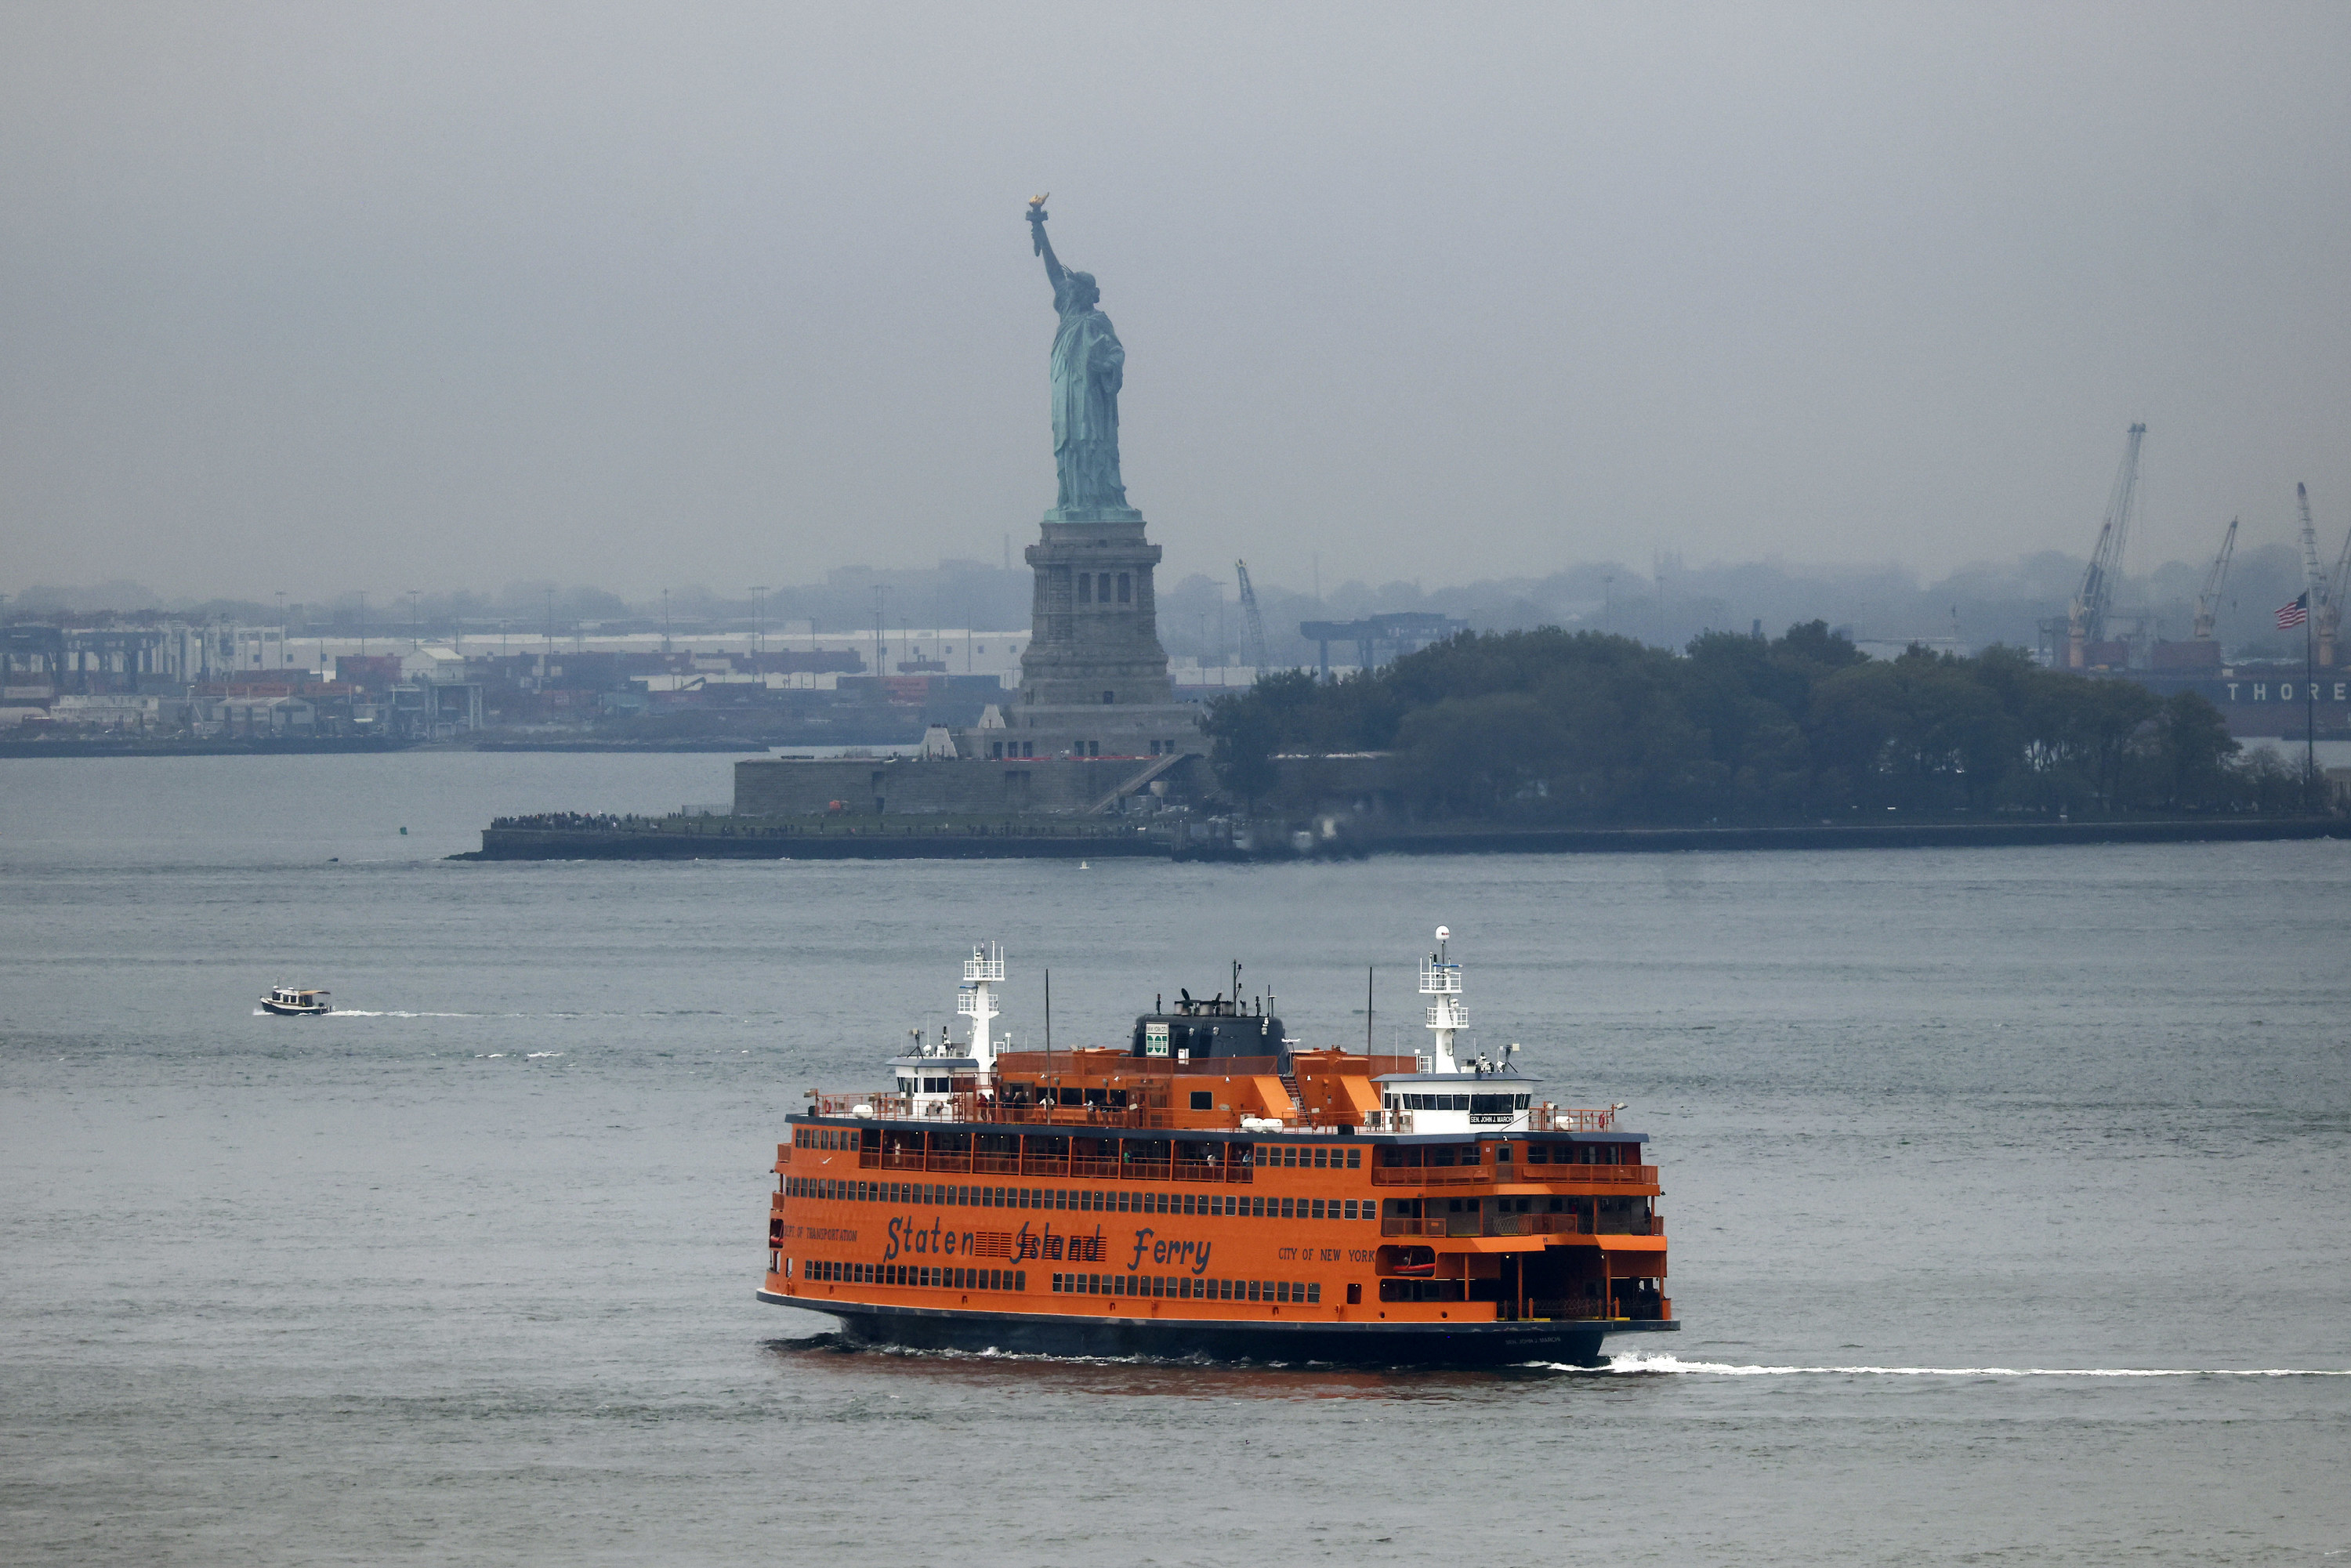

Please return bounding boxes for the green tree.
[2146,690,2240,809]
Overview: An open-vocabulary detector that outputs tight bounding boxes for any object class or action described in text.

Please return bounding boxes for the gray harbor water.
[4,755,2348,1564]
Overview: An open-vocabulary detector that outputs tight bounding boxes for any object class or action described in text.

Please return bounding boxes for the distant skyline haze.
[3,2,2348,600]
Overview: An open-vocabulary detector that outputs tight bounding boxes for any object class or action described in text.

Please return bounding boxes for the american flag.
[2277,593,2309,630]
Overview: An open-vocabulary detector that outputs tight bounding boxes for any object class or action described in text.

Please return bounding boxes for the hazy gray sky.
[5,2,2348,603]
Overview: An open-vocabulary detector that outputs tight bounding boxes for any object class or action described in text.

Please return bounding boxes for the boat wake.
[324,1010,486,1019]
[318,1009,723,1019]
[1583,1352,2351,1378]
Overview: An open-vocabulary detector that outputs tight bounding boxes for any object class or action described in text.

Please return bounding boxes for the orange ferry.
[758,929,1676,1365]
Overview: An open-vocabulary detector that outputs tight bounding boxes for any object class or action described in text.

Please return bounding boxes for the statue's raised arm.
[1027,194,1066,288]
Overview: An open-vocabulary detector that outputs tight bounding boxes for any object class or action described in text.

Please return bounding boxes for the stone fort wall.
[734,754,1216,817]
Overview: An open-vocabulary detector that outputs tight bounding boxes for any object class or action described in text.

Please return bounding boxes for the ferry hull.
[759,1291,1675,1367]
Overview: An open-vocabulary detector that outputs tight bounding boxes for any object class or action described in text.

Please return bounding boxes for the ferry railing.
[1528,1106,1617,1132]
[993,1052,1421,1080]
[1523,1299,1617,1321]
[1370,1161,1658,1188]
[1380,1217,1451,1237]
[1521,1163,1657,1187]
[814,1092,907,1118]
[857,1147,1255,1185]
[1377,1212,1656,1239]
[1491,1212,1661,1236]
[1367,1164,1491,1188]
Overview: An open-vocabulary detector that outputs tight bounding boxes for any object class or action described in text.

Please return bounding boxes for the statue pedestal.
[959,507,1202,766]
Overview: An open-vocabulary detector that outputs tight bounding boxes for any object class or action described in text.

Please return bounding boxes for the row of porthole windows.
[1053,1273,1321,1304]
[781,1257,1024,1292]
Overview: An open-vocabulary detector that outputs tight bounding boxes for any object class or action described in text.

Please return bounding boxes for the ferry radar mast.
[958,941,1005,1071]
[1421,925,1465,1074]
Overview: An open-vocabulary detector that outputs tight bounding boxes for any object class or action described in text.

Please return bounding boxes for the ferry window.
[1310,1199,1324,1219]
[1190,1090,1212,1110]
[1015,1271,1026,1291]
[1347,1148,1361,1168]
[1276,1281,1290,1302]
[1306,1284,1321,1304]
[1346,1284,1362,1305]
[1279,1197,1295,1219]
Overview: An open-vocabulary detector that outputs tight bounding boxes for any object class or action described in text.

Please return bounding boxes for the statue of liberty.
[1026,197,1132,517]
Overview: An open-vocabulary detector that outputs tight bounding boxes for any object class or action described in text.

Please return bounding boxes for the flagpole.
[2307,592,2317,813]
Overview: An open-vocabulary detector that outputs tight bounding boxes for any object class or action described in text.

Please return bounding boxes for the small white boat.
[260,986,332,1016]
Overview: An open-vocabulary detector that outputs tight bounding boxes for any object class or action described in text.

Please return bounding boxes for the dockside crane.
[2064,423,2147,668]
[2191,516,2238,642]
[2297,483,2327,598]
[1234,559,1272,671]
